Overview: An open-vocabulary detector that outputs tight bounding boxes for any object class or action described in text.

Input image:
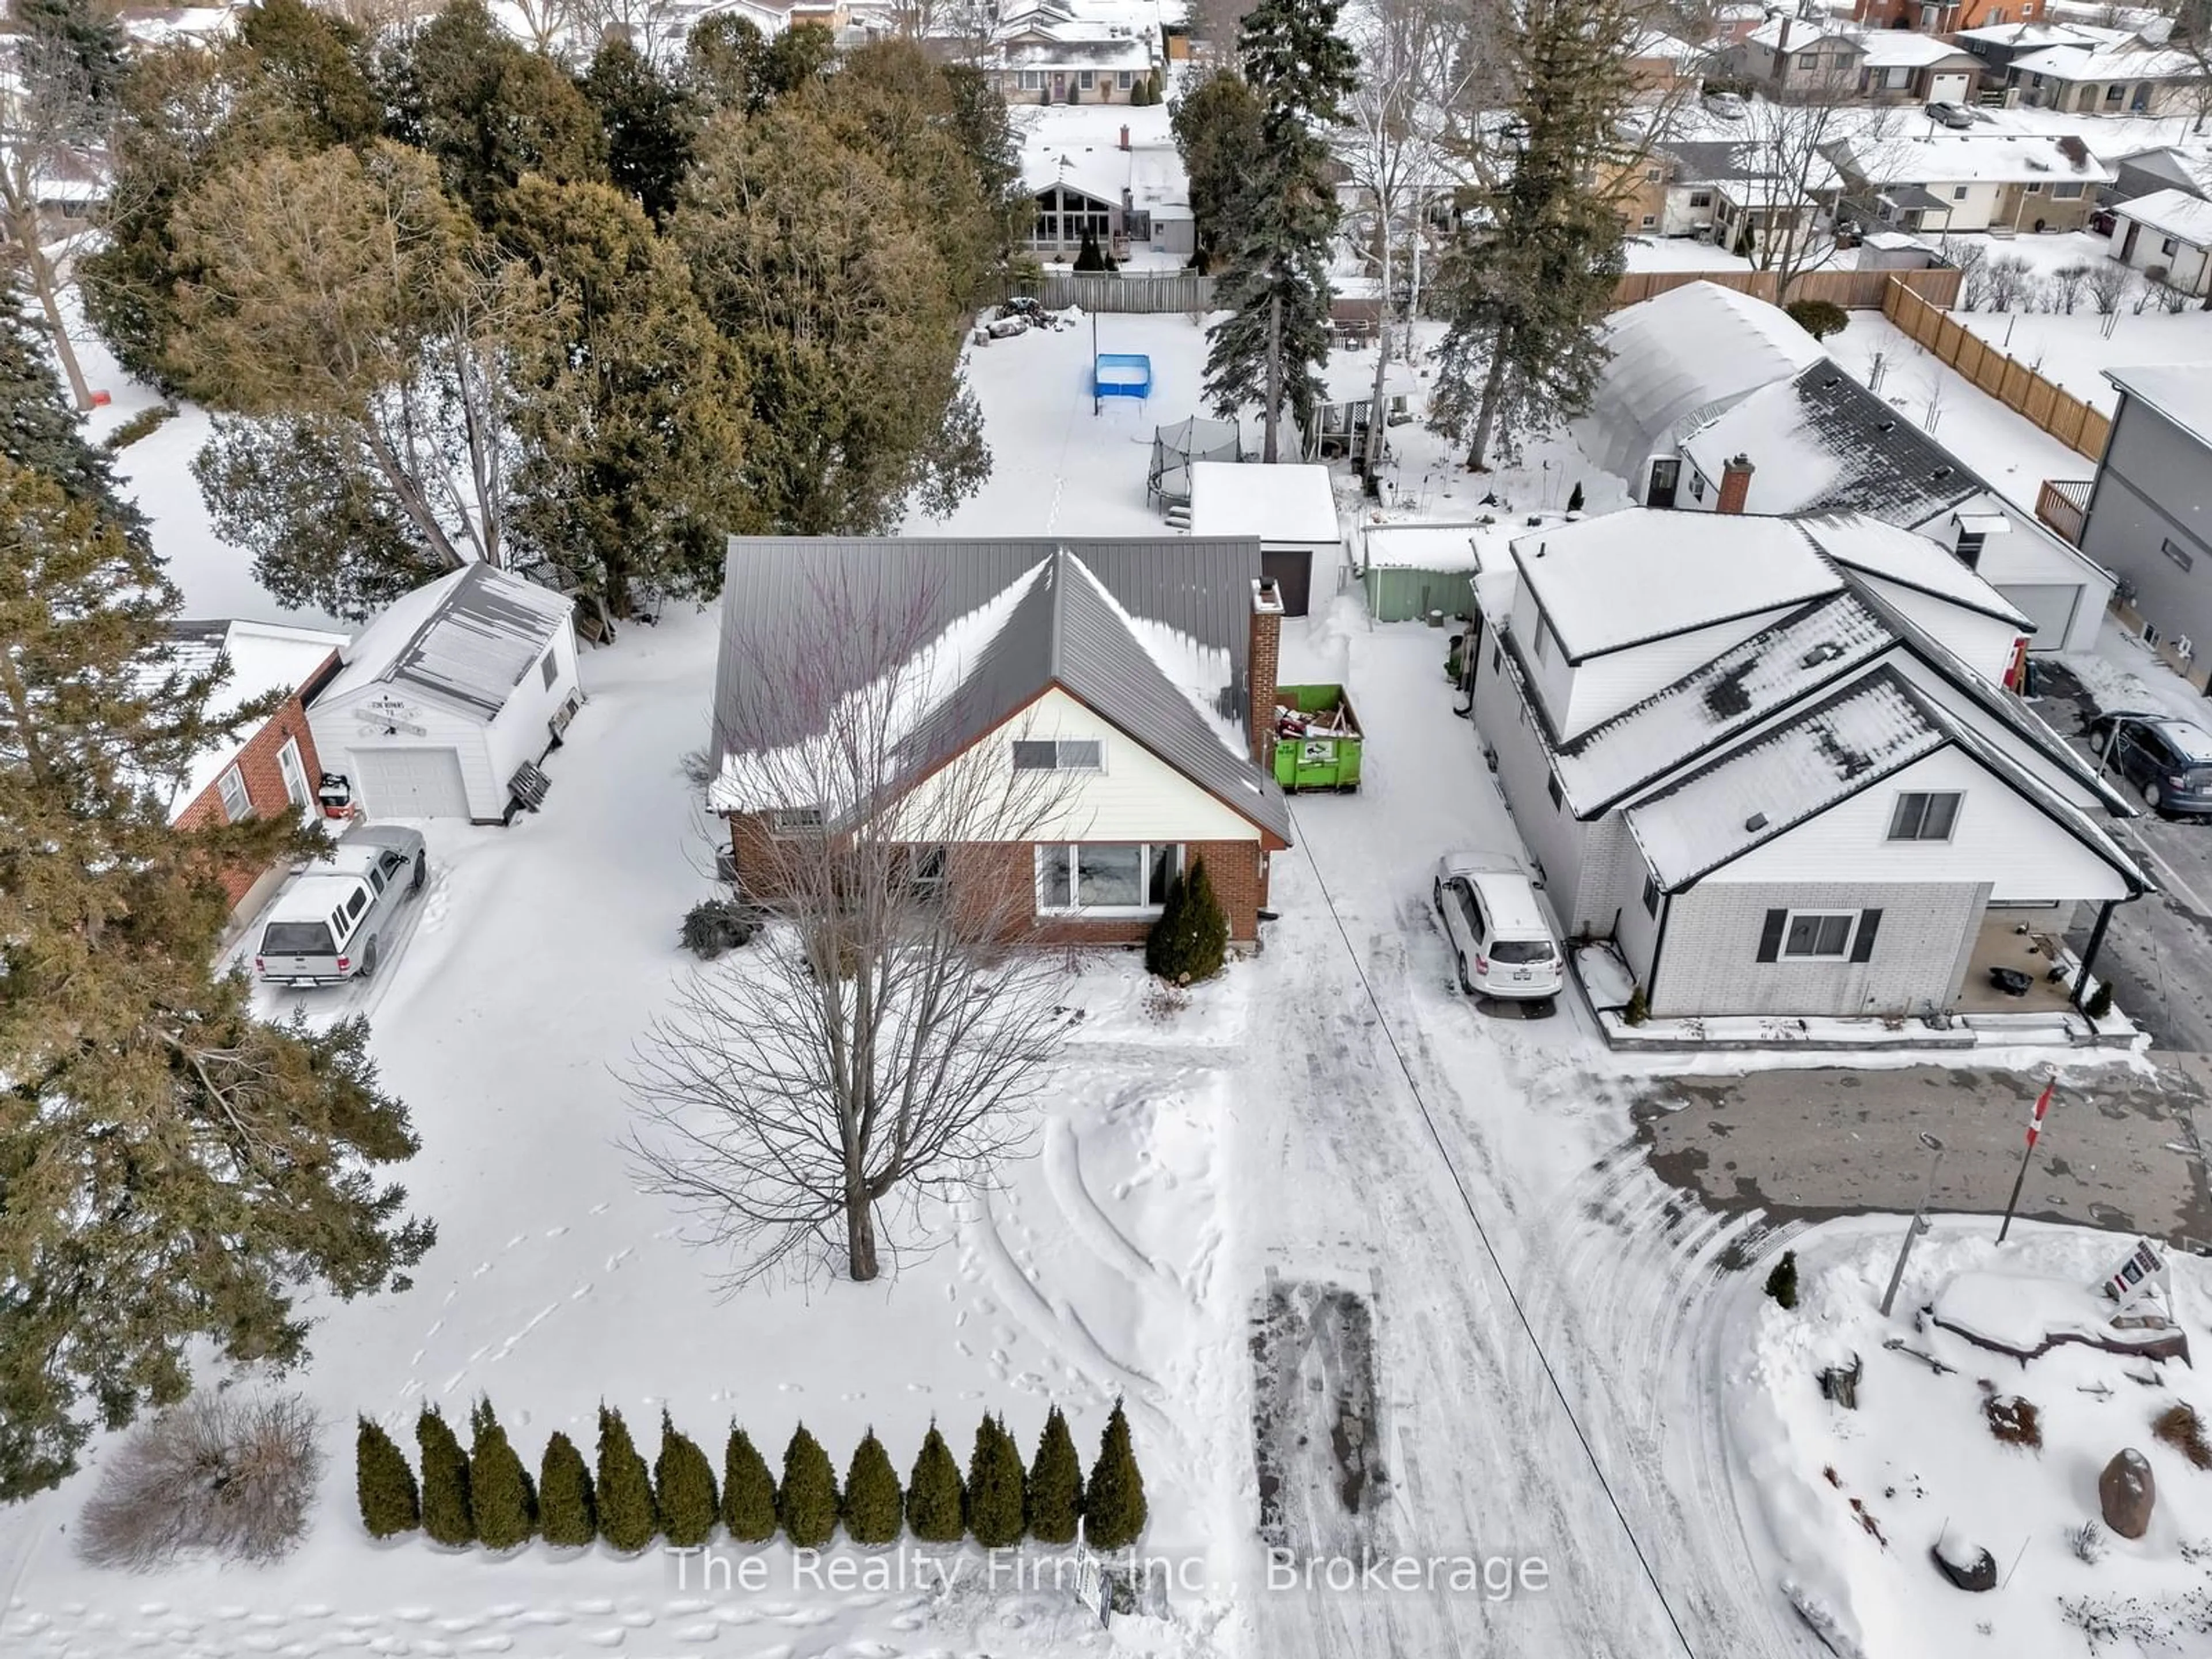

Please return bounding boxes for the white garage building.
[310,565,582,822]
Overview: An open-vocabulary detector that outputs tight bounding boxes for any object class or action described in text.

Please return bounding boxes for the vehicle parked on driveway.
[253,825,429,986]
[2086,712,2212,816]
[1925,101,1975,129]
[1431,852,1564,1001]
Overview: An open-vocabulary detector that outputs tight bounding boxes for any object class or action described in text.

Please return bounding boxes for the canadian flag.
[2027,1079,2055,1150]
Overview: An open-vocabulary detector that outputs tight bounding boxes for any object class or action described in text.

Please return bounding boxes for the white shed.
[1188,461,1342,617]
[309,565,582,823]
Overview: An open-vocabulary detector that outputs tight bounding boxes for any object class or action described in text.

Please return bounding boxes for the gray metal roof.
[713,537,1290,842]
[324,564,573,718]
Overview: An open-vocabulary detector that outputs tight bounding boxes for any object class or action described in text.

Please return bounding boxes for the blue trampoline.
[1093,353,1153,402]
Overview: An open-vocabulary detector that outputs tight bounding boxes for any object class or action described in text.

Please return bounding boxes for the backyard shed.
[309,564,583,823]
[1188,461,1341,617]
[1360,522,1484,623]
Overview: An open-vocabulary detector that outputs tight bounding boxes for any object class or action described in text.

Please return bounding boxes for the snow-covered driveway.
[1232,609,1815,1657]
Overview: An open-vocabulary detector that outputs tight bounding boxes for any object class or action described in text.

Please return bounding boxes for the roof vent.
[1801,640,1846,668]
[1821,374,1840,388]
[1931,465,1954,480]
[1877,419,1896,433]
[1745,811,1769,832]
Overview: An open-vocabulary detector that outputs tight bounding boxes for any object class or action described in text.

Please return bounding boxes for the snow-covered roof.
[1512,512,1842,661]
[1857,32,1976,69]
[2112,187,2212,249]
[1834,131,2116,188]
[1361,522,1485,574]
[2008,41,2199,80]
[1624,668,1945,889]
[1188,463,1341,547]
[163,620,348,823]
[1679,362,1984,525]
[2105,363,2212,446]
[1574,282,1826,483]
[2116,145,2212,198]
[710,544,1291,842]
[1956,20,2133,50]
[113,5,240,46]
[1743,16,1858,52]
[1794,513,2029,626]
[321,565,573,720]
[1554,590,1892,813]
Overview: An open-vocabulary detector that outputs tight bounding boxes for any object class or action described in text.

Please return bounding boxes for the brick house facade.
[173,687,333,905]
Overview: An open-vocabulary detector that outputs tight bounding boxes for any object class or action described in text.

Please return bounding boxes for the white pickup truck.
[252,826,429,987]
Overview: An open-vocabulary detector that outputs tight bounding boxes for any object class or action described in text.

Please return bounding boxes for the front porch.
[1952,910,2079,1016]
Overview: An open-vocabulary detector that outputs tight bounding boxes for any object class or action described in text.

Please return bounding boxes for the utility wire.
[1289,809,1700,1659]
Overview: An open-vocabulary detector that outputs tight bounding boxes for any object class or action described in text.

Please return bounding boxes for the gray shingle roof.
[323,564,573,718]
[713,537,1289,843]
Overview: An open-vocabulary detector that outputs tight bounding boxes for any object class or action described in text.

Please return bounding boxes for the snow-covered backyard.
[1952,305,2212,418]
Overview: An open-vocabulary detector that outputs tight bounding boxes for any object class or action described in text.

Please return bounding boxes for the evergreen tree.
[684,13,773,115]
[595,1404,659,1552]
[672,43,1000,533]
[498,176,754,621]
[13,0,130,130]
[778,1424,840,1548]
[656,1411,721,1548]
[965,1416,1027,1548]
[1199,0,1355,461]
[377,0,608,225]
[905,1422,965,1543]
[1145,859,1229,984]
[722,1426,778,1542]
[581,37,699,225]
[1566,481,1585,513]
[841,1428,905,1545]
[0,282,141,535]
[0,446,432,1500]
[356,1416,421,1539]
[468,1397,538,1550]
[416,1406,475,1546]
[1027,1406,1082,1545]
[1427,0,1637,471]
[1171,72,1263,275]
[539,1430,597,1547]
[1073,224,1114,272]
[1082,1400,1147,1550]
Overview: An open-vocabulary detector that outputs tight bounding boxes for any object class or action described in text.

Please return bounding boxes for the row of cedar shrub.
[357,1397,1146,1552]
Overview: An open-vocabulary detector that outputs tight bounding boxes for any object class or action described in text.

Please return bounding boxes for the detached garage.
[310,565,583,823]
[1188,461,1342,618]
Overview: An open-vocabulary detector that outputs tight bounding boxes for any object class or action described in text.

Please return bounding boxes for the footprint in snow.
[906,1382,931,1393]
[571,1283,593,1301]
[776,1381,804,1393]
[426,1319,445,1338]
[504,1233,527,1250]
[588,1202,611,1215]
[442,1370,469,1395]
[993,1327,1019,1346]
[135,1605,170,1618]
[955,1341,973,1358]
[974,1298,998,1316]
[569,1600,616,1616]
[471,1263,493,1278]
[582,1633,626,1650]
[544,1226,569,1238]
[605,1249,635,1271]
[671,1626,718,1643]
[461,1639,514,1654]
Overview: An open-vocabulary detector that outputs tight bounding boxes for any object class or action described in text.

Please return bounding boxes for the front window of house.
[1783,911,1856,959]
[1036,843,1181,914]
[1080,70,1096,90]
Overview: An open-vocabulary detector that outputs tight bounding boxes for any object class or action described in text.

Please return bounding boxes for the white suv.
[1431,853,1564,1001]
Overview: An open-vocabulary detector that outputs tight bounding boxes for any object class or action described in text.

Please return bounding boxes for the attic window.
[1012,738,1104,772]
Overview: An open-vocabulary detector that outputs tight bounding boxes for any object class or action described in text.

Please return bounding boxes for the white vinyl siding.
[1717,745,2131,901]
[1846,573,2024,681]
[892,687,1266,845]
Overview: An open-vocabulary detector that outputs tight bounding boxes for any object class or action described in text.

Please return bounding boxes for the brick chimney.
[1119,124,1131,151]
[1717,453,1757,515]
[1248,577,1283,769]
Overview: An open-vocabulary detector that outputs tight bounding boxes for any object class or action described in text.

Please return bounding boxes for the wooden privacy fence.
[1609,265,1963,312]
[1015,270,1218,313]
[1881,279,2111,462]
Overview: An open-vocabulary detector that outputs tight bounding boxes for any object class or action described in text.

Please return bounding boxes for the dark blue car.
[2088,713,2212,817]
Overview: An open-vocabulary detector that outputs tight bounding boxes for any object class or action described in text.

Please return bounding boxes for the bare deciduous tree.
[0,22,112,410]
[1728,68,1892,301]
[2088,259,2133,317]
[628,567,1086,1287]
[77,1393,324,1570]
[511,0,580,56]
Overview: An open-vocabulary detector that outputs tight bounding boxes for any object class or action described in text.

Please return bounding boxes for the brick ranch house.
[709,538,1293,945]
[163,619,350,910]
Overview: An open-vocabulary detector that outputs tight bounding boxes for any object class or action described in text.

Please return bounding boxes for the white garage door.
[1930,71,1971,103]
[2000,584,2082,652]
[351,747,470,819]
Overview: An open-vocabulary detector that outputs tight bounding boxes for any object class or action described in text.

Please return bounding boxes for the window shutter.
[1756,908,1787,963]
[1851,909,1883,963]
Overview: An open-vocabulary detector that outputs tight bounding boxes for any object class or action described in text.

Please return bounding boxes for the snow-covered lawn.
[1950,305,2212,418]
[1622,237,1756,274]
[1724,1217,2212,1659]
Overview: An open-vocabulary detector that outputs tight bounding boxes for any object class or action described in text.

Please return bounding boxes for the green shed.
[1359,523,1483,624]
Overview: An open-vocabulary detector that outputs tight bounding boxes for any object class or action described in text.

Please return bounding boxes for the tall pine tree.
[355,1416,421,1539]
[655,1410,720,1548]
[722,1425,778,1542]
[0,422,432,1499]
[1082,1399,1147,1551]
[905,1422,965,1543]
[595,1404,658,1552]
[539,1430,597,1547]
[416,1406,474,1546]
[468,1397,537,1550]
[1199,0,1356,462]
[1027,1406,1082,1546]
[1428,0,1637,471]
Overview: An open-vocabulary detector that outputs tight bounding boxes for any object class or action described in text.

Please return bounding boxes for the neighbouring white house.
[1827,130,2114,234]
[2006,37,2207,115]
[1188,461,1343,619]
[709,537,1292,944]
[162,619,350,912]
[1724,17,1981,104]
[2108,188,2212,294]
[1573,282,2116,652]
[992,0,1161,104]
[309,565,583,823]
[1468,509,2150,1020]
[1020,108,1194,262]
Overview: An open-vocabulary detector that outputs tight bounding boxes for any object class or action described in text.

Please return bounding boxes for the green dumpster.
[1271,685,1363,792]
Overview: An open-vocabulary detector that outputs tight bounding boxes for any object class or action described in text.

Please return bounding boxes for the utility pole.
[1879,1131,1947,1319]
